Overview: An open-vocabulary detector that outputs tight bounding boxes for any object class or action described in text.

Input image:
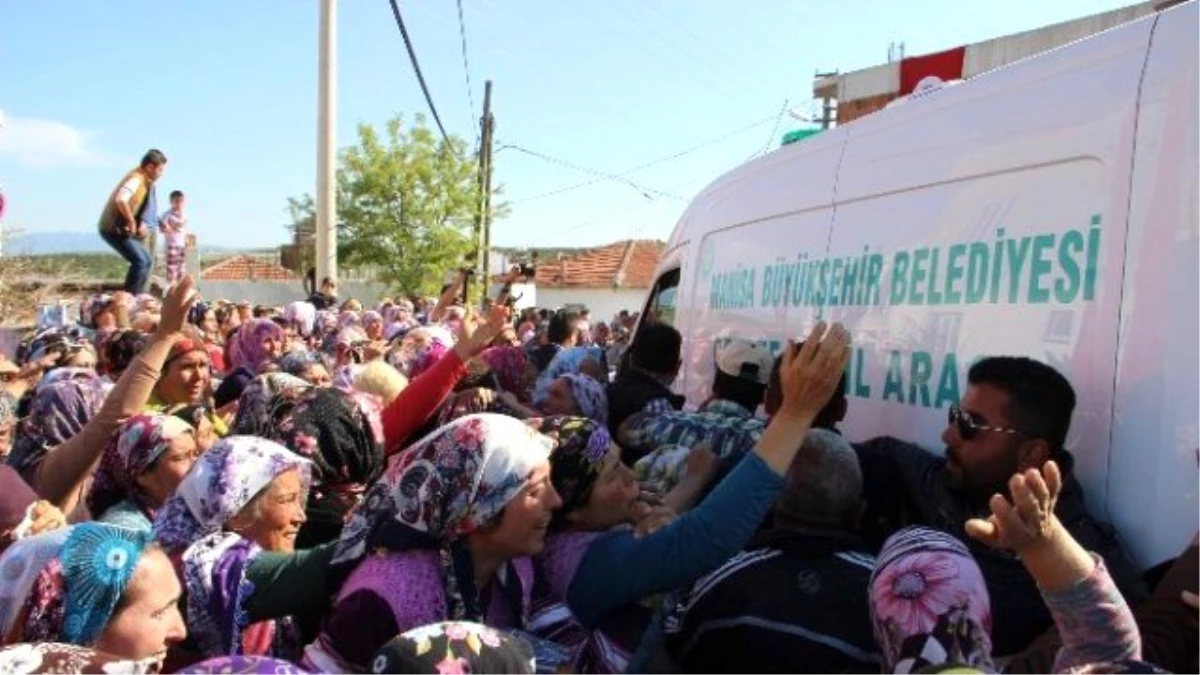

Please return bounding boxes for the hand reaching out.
[155,276,198,338]
[777,322,851,424]
[966,460,1062,553]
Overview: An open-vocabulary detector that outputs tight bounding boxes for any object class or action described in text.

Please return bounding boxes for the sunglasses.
[948,403,1027,440]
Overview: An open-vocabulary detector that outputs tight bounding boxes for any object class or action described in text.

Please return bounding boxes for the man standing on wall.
[97,149,167,294]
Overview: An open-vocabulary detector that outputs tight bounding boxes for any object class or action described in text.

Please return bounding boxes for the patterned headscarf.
[178,656,309,674]
[387,329,451,380]
[0,643,160,674]
[559,373,608,425]
[870,527,994,674]
[264,388,385,546]
[338,310,362,329]
[0,390,18,449]
[14,523,151,646]
[87,413,195,519]
[0,528,71,639]
[6,371,106,480]
[332,414,554,567]
[231,373,311,437]
[533,347,605,405]
[152,436,312,554]
[478,347,532,400]
[103,330,148,376]
[369,622,535,675]
[284,302,317,338]
[362,311,383,332]
[278,350,324,379]
[529,417,612,527]
[228,319,284,374]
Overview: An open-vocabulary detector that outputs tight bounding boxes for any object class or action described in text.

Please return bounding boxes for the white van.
[639,0,1198,571]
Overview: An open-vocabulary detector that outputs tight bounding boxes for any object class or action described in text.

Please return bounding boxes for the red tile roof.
[201,255,298,282]
[533,240,666,289]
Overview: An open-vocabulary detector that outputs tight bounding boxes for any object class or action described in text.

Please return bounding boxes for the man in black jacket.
[607,322,685,462]
[663,428,879,673]
[854,356,1147,656]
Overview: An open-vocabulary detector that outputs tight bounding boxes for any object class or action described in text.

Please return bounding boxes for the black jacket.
[605,369,684,461]
[663,528,879,673]
[853,436,1149,656]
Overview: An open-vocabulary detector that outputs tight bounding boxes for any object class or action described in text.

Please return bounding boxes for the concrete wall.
[196,280,390,307]
[533,287,648,324]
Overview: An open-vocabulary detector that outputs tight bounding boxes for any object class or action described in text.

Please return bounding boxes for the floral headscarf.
[362,311,383,331]
[284,302,317,338]
[338,310,362,329]
[177,656,309,674]
[263,388,385,546]
[528,417,611,527]
[333,413,553,566]
[231,373,312,437]
[152,436,312,554]
[13,523,151,646]
[387,329,450,380]
[478,347,532,400]
[228,319,284,375]
[533,347,605,405]
[559,373,608,424]
[0,390,18,451]
[0,643,159,674]
[6,371,106,480]
[369,622,534,675]
[0,528,71,638]
[86,413,195,520]
[870,527,994,674]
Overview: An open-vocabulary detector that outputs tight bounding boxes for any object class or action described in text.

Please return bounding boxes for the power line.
[454,0,476,136]
[749,99,790,161]
[387,0,453,147]
[497,144,683,201]
[507,113,780,205]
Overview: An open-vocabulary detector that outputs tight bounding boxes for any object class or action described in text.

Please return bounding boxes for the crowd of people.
[0,263,1195,675]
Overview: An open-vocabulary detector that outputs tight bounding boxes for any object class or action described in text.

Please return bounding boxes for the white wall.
[533,287,647,324]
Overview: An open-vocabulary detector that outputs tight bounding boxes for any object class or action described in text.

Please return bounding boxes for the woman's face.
[365,322,383,341]
[232,469,307,553]
[261,332,284,361]
[0,420,14,456]
[200,311,218,336]
[136,434,200,509]
[157,351,211,405]
[470,462,561,559]
[565,447,640,531]
[220,311,240,337]
[541,378,580,417]
[94,548,186,663]
[301,363,332,387]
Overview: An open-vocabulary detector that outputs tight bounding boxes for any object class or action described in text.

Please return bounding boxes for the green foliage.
[287,114,505,296]
[11,254,129,281]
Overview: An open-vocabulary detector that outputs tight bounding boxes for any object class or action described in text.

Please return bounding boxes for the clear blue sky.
[0,0,1137,250]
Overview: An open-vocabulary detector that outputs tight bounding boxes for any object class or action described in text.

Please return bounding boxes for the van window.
[644,268,681,326]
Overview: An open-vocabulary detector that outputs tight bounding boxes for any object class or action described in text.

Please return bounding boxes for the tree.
[287,114,504,296]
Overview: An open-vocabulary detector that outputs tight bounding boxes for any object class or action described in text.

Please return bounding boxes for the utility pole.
[471,80,494,305]
[815,70,838,129]
[315,0,338,288]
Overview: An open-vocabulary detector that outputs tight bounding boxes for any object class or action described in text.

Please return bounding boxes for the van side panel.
[676,132,846,405]
[1108,0,1199,568]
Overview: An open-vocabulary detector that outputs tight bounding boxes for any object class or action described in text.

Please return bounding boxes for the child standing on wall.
[158,189,189,288]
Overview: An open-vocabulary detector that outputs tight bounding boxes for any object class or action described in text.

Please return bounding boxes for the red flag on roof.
[899,46,967,95]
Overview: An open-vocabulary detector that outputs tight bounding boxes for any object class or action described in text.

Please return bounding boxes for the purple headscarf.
[6,372,106,480]
[229,319,284,374]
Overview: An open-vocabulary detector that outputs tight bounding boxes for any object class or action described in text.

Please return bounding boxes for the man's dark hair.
[141,149,167,167]
[548,312,579,345]
[629,323,682,376]
[968,356,1075,451]
[169,190,184,200]
[712,370,767,412]
[766,349,847,430]
[105,331,148,375]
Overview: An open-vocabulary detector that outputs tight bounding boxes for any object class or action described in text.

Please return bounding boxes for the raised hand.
[966,460,1062,552]
[155,275,198,338]
[778,322,851,424]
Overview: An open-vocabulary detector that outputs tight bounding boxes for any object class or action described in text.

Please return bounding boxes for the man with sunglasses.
[853,356,1145,657]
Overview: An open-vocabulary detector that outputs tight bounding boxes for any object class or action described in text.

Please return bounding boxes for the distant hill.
[3,230,246,256]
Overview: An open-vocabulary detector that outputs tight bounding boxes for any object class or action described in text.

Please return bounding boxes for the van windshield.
[645,268,681,326]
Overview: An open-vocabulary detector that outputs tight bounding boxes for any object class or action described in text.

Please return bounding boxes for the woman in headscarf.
[279,351,332,387]
[478,346,537,403]
[0,643,160,674]
[2,522,187,668]
[87,413,199,533]
[284,301,317,340]
[230,373,311,437]
[532,346,606,405]
[302,414,562,673]
[228,318,285,376]
[5,370,107,486]
[868,462,1146,675]
[177,655,310,674]
[362,310,385,342]
[148,334,229,438]
[189,304,227,374]
[369,622,535,675]
[263,387,385,549]
[153,437,323,662]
